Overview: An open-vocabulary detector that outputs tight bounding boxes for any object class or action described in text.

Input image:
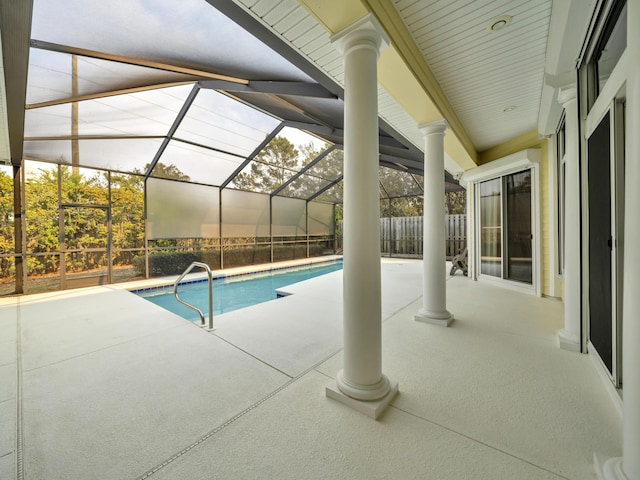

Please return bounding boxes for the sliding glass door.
[477,169,533,286]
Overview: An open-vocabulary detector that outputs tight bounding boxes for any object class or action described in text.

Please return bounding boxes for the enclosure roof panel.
[26,48,199,106]
[31,0,313,83]
[174,89,280,157]
[15,0,464,197]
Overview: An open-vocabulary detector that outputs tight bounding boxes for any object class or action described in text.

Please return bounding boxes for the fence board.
[379,215,466,259]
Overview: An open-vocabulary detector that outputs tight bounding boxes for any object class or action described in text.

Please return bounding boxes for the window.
[584,0,627,110]
[595,2,627,94]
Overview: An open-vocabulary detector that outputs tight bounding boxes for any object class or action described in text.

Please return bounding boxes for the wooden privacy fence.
[380,215,466,259]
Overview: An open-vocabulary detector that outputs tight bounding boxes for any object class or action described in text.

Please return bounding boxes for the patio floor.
[0,259,622,479]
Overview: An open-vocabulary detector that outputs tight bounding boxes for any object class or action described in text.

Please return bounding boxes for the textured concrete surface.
[149,371,562,480]
[0,259,623,479]
[0,299,17,480]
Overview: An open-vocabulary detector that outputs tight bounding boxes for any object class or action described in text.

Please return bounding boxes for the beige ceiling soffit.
[444,135,476,171]
[477,129,542,165]
[30,40,250,85]
[361,0,477,163]
[298,0,367,33]
[26,81,196,109]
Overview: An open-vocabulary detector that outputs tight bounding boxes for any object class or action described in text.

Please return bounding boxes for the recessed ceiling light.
[502,105,517,113]
[486,15,512,32]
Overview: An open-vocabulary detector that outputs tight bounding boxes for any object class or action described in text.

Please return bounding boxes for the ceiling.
[0,0,596,179]
[232,0,594,168]
[391,0,552,152]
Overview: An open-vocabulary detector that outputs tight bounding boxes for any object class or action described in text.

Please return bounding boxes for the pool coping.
[121,255,343,294]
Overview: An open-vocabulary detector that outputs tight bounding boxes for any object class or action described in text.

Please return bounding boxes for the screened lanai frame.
[0,0,463,295]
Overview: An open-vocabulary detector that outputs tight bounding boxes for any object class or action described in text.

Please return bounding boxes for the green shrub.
[133,243,330,277]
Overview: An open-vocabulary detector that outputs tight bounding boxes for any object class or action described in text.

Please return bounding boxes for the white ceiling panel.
[393,0,553,151]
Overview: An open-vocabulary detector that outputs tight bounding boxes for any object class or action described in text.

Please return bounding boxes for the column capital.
[419,119,449,136]
[557,86,577,107]
[330,13,390,58]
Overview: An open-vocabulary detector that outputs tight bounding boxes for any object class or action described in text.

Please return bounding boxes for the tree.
[140,162,191,181]
[110,173,145,252]
[445,191,466,214]
[233,136,300,192]
[0,170,14,280]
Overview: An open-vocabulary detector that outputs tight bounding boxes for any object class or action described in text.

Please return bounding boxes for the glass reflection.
[505,171,532,284]
[597,2,627,93]
[479,178,501,277]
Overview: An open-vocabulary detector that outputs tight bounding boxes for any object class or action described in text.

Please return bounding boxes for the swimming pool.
[134,260,343,322]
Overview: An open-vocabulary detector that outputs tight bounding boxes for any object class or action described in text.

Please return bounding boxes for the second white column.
[415,120,454,326]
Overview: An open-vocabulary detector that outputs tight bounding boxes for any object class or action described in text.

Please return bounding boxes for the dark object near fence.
[450,248,468,276]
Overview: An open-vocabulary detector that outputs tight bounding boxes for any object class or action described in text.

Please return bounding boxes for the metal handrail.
[173,262,214,330]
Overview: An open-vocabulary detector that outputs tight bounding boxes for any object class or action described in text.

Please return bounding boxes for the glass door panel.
[479,178,501,277]
[505,171,532,284]
[588,112,613,374]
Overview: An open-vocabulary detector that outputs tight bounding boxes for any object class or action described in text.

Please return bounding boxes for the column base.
[557,328,580,352]
[415,308,454,327]
[326,379,399,419]
[594,453,628,480]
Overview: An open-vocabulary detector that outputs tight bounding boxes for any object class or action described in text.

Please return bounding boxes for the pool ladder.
[174,262,214,330]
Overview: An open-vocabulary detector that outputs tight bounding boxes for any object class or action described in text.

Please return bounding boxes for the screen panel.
[24,104,72,137]
[379,166,423,198]
[305,149,343,181]
[78,85,192,136]
[272,196,306,236]
[31,0,312,83]
[307,201,334,235]
[147,178,219,239]
[23,140,72,164]
[152,140,244,186]
[174,89,279,157]
[76,138,163,173]
[26,48,197,105]
[277,174,331,199]
[221,189,270,238]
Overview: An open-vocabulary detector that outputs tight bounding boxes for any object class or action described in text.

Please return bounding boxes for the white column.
[596,1,640,478]
[557,87,581,352]
[325,14,398,419]
[415,120,453,327]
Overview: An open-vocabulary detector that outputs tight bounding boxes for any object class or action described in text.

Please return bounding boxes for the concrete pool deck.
[0,258,622,479]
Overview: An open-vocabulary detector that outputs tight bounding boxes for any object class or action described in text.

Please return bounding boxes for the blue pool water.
[135,261,342,322]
